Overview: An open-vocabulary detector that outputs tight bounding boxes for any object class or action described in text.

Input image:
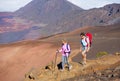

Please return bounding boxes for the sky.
[0,0,120,12]
[68,0,120,9]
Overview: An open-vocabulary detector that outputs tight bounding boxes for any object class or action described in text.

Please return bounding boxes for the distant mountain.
[35,3,120,37]
[103,4,120,24]
[54,3,120,33]
[0,12,13,27]
[0,12,13,17]
[0,0,83,44]
[15,2,120,35]
[0,1,120,44]
[0,12,33,44]
[15,0,83,23]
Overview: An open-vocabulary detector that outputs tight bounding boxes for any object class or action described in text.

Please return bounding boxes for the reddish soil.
[0,41,57,81]
[0,24,120,81]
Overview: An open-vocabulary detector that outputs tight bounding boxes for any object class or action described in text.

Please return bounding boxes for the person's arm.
[56,47,62,53]
[80,44,82,53]
[58,45,64,53]
[86,38,90,52]
[59,48,62,52]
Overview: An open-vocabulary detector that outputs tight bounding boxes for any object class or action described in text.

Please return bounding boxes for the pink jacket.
[59,43,70,57]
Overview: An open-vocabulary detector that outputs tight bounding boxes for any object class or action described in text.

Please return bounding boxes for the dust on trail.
[0,42,57,81]
[24,54,120,81]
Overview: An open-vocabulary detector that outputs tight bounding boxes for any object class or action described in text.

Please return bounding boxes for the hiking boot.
[83,62,86,66]
[80,61,86,66]
[60,69,64,72]
[68,65,72,71]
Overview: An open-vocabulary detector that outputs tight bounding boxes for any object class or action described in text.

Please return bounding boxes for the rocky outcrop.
[64,58,120,81]
[24,55,120,81]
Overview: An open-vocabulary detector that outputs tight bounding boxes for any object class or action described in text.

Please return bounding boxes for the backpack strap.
[85,37,89,47]
[66,44,69,50]
[65,44,71,54]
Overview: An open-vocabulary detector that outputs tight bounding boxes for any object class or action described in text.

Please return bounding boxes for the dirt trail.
[0,42,57,81]
[24,54,120,81]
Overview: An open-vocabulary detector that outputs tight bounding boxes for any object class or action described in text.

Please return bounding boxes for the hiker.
[57,39,72,71]
[80,32,91,65]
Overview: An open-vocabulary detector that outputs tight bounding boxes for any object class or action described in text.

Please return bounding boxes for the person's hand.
[86,47,90,52]
[80,49,82,53]
[56,49,59,53]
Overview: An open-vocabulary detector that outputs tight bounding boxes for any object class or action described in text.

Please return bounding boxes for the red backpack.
[86,33,92,47]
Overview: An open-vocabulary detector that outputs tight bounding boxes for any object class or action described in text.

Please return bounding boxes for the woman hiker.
[57,39,72,71]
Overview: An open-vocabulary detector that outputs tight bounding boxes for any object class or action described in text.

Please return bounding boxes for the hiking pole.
[54,50,58,72]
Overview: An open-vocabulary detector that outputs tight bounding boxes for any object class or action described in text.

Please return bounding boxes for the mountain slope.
[54,3,120,33]
[0,2,120,44]
[15,3,120,38]
[0,0,83,44]
[15,0,83,23]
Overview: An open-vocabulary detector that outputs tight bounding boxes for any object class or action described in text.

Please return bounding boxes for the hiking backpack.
[86,33,92,47]
[65,44,71,54]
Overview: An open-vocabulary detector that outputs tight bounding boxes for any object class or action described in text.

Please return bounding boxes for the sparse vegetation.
[96,51,108,58]
[99,20,104,23]
[115,52,120,55]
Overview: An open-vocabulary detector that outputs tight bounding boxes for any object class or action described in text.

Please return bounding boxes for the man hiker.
[57,39,72,71]
[80,32,91,65]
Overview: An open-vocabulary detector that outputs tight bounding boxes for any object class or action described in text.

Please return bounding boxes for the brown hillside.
[0,24,120,81]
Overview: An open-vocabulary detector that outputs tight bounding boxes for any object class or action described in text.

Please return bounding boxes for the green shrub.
[96,51,108,58]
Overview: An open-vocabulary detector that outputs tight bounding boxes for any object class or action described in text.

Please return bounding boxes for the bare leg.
[82,51,87,65]
[83,54,86,64]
